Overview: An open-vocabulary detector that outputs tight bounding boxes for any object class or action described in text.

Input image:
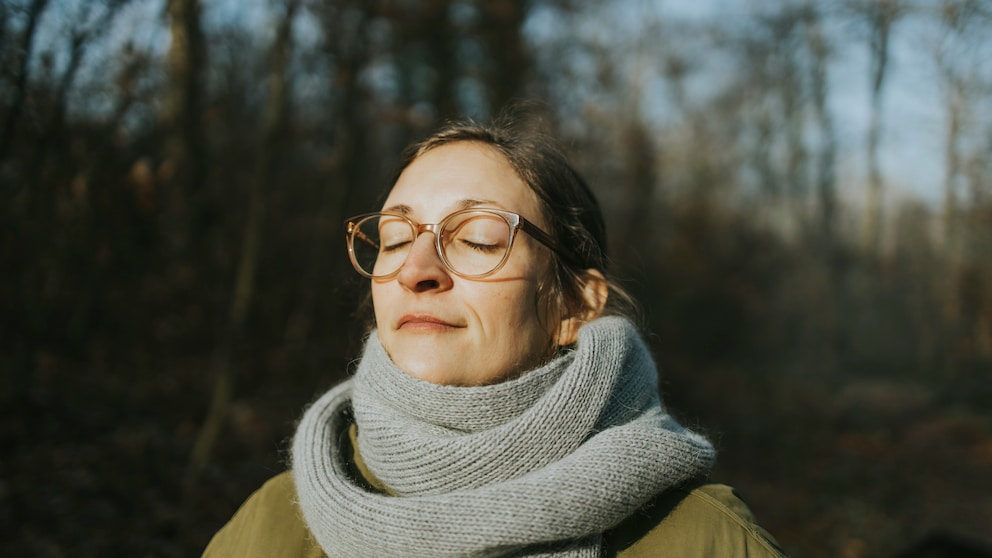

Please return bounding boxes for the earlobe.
[556,269,609,346]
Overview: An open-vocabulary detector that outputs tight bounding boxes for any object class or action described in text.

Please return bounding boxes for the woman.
[203,117,786,557]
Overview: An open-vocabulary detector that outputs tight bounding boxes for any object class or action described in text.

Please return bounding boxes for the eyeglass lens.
[351,212,512,277]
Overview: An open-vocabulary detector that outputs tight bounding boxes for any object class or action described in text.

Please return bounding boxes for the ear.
[555,269,609,347]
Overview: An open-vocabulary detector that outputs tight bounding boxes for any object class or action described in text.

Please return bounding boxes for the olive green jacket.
[204,428,787,557]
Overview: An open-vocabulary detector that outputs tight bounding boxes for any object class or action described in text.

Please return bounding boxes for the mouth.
[397,314,462,331]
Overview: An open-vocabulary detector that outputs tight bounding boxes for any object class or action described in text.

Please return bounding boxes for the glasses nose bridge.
[414,222,441,237]
[406,221,445,265]
[412,222,443,250]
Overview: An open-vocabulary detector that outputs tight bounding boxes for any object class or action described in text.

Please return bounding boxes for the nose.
[395,232,453,292]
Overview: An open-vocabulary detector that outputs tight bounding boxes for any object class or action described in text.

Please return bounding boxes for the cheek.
[496,286,557,372]
[488,281,550,337]
[511,260,555,332]
[370,284,389,327]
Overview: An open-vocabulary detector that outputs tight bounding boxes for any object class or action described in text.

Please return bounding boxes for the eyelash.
[460,239,501,253]
[382,240,411,253]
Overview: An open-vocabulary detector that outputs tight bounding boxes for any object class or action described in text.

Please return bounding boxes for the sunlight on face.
[371,142,557,386]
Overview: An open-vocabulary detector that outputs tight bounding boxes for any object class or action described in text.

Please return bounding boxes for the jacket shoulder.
[610,483,788,558]
[201,471,326,558]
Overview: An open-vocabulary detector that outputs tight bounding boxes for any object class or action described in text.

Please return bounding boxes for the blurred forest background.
[2,0,991,556]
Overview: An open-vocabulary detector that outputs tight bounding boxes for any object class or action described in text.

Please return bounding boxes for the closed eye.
[382,240,412,253]
[459,239,502,253]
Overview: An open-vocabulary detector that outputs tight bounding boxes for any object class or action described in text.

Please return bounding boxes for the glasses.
[345,208,565,279]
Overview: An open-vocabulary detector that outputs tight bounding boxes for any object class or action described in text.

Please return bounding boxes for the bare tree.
[932,0,992,252]
[28,1,132,187]
[930,0,992,361]
[0,2,8,49]
[161,0,207,255]
[282,0,376,353]
[939,65,966,261]
[721,5,809,236]
[0,0,51,164]
[478,0,530,111]
[803,3,838,245]
[778,8,810,231]
[847,0,907,255]
[412,0,458,118]
[180,0,302,537]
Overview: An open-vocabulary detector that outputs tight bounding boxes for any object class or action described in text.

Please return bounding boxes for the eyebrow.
[456,198,503,210]
[383,203,413,214]
[382,198,505,216]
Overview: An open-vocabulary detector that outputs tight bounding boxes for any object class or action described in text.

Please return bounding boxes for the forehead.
[383,142,543,222]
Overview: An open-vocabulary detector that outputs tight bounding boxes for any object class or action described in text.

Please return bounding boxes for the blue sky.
[31,0,988,206]
[526,0,988,207]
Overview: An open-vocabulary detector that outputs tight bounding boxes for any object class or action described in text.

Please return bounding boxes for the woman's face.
[372,141,557,386]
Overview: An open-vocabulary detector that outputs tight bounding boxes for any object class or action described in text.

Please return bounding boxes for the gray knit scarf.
[292,317,715,558]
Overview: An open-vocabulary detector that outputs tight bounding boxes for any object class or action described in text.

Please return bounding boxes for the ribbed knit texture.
[292,317,716,558]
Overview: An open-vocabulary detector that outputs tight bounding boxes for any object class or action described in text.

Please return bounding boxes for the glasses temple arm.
[349,224,379,249]
[518,219,585,269]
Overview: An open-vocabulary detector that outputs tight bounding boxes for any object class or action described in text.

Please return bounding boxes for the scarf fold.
[293,317,715,558]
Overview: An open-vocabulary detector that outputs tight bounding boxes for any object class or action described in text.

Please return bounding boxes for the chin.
[393,354,450,384]
[388,346,506,386]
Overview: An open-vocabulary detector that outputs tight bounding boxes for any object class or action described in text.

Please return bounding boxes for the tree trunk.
[860,0,901,257]
[163,0,206,542]
[0,0,51,164]
[805,5,837,245]
[284,0,373,356]
[423,0,458,119]
[179,0,300,541]
[480,0,529,112]
[941,77,964,261]
[28,27,91,190]
[161,0,207,256]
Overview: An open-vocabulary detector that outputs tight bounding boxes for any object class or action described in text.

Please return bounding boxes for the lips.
[397,314,463,331]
